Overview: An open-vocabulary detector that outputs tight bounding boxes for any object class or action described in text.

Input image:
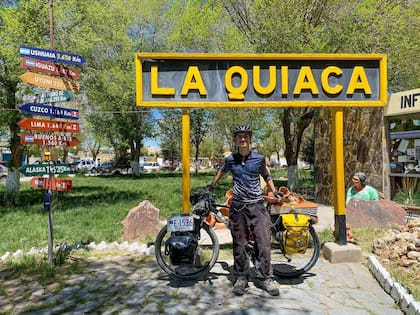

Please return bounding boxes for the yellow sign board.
[136,53,387,108]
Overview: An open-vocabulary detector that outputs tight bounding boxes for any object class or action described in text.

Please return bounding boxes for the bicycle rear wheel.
[154,223,220,280]
[271,225,320,278]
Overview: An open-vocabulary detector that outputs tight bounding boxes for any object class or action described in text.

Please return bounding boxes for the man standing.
[209,125,280,296]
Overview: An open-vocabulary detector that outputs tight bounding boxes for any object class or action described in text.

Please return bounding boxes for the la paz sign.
[136,53,387,108]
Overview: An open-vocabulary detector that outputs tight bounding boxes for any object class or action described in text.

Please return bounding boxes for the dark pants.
[229,200,273,281]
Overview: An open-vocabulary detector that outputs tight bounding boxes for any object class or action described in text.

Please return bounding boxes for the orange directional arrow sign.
[30,177,46,189]
[19,72,80,94]
[21,57,81,80]
[21,133,80,147]
[18,118,80,133]
[30,177,72,191]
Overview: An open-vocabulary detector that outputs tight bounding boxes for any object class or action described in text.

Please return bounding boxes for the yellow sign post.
[135,53,387,244]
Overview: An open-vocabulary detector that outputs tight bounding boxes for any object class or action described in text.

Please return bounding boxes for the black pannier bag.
[165,232,198,265]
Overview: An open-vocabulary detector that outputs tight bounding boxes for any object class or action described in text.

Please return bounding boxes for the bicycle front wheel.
[271,225,320,278]
[154,223,220,280]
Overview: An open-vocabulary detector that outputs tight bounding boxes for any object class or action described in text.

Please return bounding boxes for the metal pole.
[331,107,347,245]
[49,0,54,50]
[182,109,191,213]
[47,0,54,265]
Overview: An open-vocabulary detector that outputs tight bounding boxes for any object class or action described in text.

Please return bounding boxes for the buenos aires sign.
[21,133,80,147]
[136,53,387,108]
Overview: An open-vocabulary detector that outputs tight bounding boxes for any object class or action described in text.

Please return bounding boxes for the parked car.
[143,162,161,172]
[98,162,114,174]
[77,160,97,173]
[0,164,7,180]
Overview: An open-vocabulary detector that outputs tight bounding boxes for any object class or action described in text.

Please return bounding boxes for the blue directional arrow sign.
[19,45,85,65]
[19,103,79,120]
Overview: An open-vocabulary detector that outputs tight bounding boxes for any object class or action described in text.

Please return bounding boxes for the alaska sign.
[18,118,79,133]
[19,103,79,120]
[19,45,85,65]
[136,53,387,108]
[21,163,77,176]
[22,57,81,80]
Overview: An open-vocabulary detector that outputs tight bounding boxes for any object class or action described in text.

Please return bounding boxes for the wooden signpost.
[35,90,74,103]
[21,57,81,80]
[19,72,80,94]
[21,163,78,176]
[30,177,72,192]
[18,118,79,133]
[19,45,85,65]
[19,103,79,120]
[21,133,80,146]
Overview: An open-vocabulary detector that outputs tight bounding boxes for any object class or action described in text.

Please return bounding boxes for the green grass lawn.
[0,172,218,254]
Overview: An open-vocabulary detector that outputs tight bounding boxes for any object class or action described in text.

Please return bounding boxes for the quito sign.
[135,53,387,108]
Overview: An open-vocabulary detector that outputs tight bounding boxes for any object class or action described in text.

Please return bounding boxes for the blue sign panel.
[19,45,85,65]
[19,103,79,120]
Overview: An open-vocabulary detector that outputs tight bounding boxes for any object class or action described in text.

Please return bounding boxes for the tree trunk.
[314,108,384,205]
[5,169,20,205]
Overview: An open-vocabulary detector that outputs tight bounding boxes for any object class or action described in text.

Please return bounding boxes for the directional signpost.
[21,163,78,176]
[21,133,80,146]
[21,57,81,80]
[19,45,85,65]
[19,72,80,94]
[18,118,79,133]
[19,43,84,266]
[36,90,74,103]
[19,103,79,120]
[30,177,72,192]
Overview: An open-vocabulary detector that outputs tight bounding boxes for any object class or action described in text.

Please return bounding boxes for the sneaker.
[232,279,248,296]
[254,278,279,296]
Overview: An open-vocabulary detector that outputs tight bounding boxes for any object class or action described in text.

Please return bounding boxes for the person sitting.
[346,171,379,205]
[345,171,378,243]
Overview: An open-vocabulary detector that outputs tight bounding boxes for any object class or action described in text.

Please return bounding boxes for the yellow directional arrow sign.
[19,72,80,94]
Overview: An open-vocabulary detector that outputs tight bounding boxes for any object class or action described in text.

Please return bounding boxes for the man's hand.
[206,183,215,191]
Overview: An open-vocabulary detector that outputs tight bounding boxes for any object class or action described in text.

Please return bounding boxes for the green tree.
[0,0,50,204]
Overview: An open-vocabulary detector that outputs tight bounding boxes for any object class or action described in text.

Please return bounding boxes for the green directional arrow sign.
[21,163,78,176]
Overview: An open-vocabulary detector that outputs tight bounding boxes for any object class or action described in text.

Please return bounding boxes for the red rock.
[346,199,406,228]
[122,200,160,241]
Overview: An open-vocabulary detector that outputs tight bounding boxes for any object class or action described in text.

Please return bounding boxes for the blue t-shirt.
[220,152,271,204]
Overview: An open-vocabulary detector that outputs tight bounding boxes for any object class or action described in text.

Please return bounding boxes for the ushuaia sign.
[136,53,387,108]
[19,45,85,65]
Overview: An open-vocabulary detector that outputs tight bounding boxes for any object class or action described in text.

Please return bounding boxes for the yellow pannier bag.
[281,213,310,254]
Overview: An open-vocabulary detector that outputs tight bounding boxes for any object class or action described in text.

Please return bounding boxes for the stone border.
[367,255,420,315]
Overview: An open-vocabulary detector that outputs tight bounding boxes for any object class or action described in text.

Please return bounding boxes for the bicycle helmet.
[233,125,252,137]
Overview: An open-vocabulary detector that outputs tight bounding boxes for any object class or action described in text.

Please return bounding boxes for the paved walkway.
[0,254,402,314]
[0,205,405,314]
